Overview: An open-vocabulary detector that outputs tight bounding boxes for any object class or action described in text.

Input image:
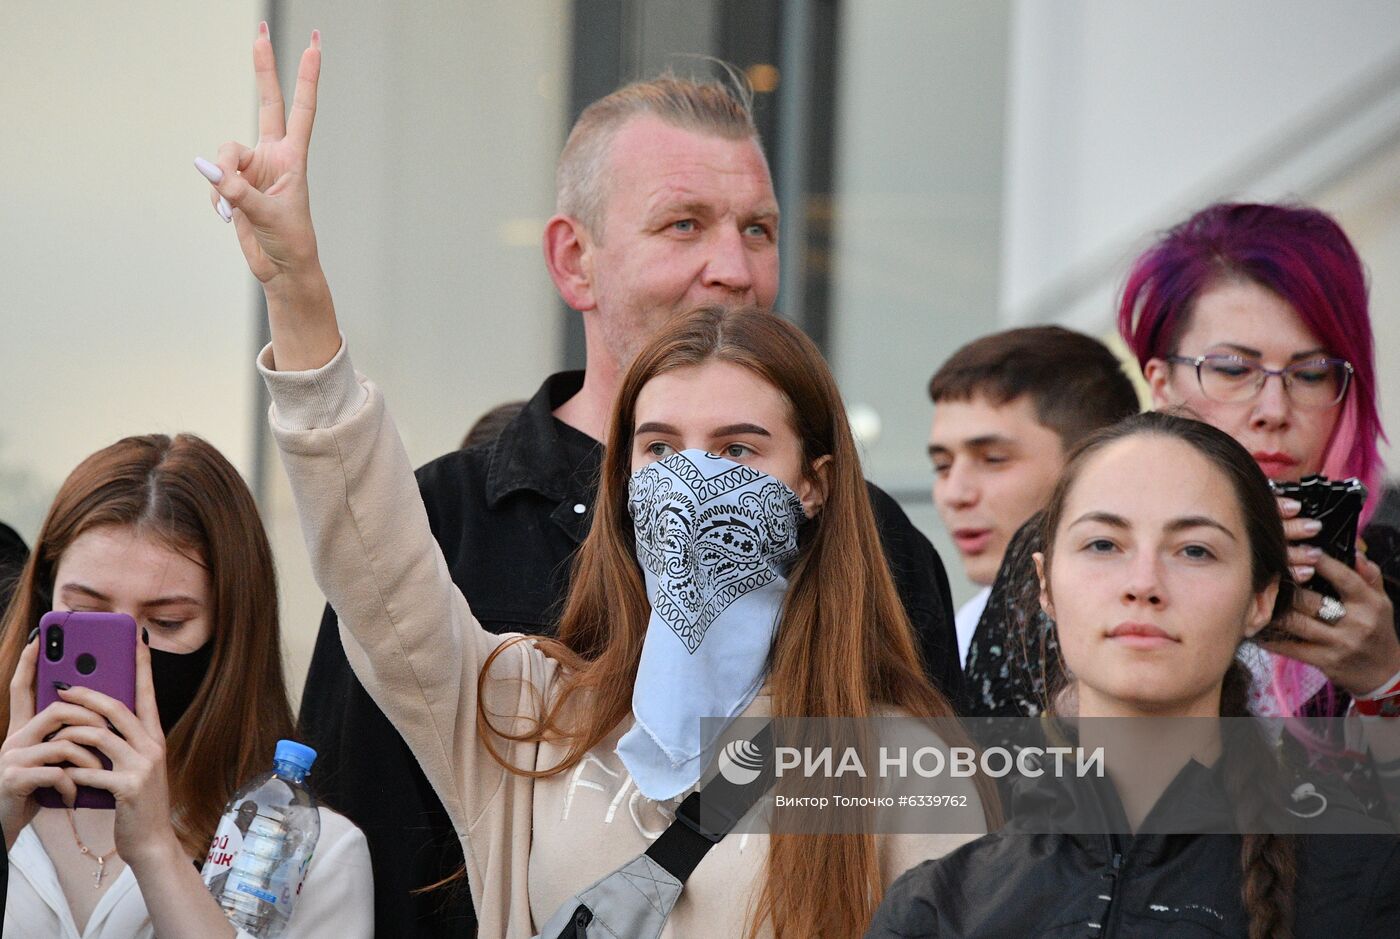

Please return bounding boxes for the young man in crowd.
[299,74,964,937]
[927,326,1140,666]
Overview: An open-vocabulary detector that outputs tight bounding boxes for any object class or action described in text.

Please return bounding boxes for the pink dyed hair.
[1118,202,1385,513]
[1118,202,1388,721]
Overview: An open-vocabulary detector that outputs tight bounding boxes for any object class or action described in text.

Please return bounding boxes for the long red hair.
[480,306,999,937]
[0,434,294,858]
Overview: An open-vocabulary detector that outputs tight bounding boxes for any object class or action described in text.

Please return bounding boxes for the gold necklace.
[66,809,120,888]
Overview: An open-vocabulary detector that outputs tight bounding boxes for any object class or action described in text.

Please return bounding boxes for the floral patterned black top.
[962,511,1054,717]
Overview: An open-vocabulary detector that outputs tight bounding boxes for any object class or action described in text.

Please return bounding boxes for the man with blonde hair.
[298,73,960,937]
[542,75,780,439]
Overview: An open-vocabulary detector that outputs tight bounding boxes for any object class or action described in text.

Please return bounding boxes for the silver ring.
[1317,595,1347,625]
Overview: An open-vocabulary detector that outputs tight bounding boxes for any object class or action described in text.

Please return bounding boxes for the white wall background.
[0,3,570,704]
[0,2,262,540]
[1001,0,1400,486]
[828,0,1012,598]
[260,2,570,701]
[833,1,1400,606]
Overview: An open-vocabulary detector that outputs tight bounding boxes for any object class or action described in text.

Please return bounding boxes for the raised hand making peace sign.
[197,22,341,372]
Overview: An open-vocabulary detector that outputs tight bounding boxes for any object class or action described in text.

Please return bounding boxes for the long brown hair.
[0,434,295,858]
[1039,412,1298,939]
[478,305,999,937]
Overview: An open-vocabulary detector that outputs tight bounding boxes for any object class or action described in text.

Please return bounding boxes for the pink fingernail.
[218,197,233,223]
[258,21,269,38]
[1279,498,1302,514]
[311,29,321,49]
[1299,519,1322,536]
[1293,565,1315,582]
[194,156,223,184]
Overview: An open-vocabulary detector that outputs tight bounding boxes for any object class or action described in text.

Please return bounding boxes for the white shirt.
[5,807,373,939]
[955,586,992,669]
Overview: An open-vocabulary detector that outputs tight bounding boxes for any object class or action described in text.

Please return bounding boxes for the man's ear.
[1033,551,1054,620]
[1142,357,1175,410]
[543,214,597,312]
[799,455,833,517]
[1244,577,1280,639]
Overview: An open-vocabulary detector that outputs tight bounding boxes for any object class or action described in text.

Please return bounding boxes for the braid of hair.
[1220,660,1298,939]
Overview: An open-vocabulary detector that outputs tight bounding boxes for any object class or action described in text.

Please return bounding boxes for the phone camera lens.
[45,625,64,663]
[76,653,97,675]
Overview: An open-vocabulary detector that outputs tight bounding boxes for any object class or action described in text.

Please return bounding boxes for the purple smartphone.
[34,610,138,809]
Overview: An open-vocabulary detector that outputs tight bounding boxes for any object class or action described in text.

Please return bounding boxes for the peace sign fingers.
[254,21,286,143]
[253,23,320,153]
[285,31,322,152]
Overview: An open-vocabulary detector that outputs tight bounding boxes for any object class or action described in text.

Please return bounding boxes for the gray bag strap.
[536,723,775,939]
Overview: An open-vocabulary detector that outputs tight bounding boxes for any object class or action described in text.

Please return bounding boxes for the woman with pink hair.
[1120,202,1397,724]
[966,204,1398,791]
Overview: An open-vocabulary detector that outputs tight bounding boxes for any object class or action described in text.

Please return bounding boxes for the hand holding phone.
[0,631,108,849]
[34,610,138,809]
[1271,475,1367,601]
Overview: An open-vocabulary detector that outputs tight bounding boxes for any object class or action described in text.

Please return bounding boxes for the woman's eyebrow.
[1067,512,1236,540]
[59,582,110,602]
[1208,342,1264,357]
[1287,347,1331,362]
[1164,516,1236,540]
[60,582,204,607]
[634,421,680,437]
[1209,342,1331,361]
[142,595,204,607]
[1068,511,1128,530]
[711,423,770,438]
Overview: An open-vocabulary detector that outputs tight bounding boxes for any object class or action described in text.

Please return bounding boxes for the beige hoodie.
[259,341,983,938]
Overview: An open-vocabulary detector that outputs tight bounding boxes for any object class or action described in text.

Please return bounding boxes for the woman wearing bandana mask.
[0,434,373,938]
[208,37,998,937]
[212,132,1009,937]
[247,300,998,937]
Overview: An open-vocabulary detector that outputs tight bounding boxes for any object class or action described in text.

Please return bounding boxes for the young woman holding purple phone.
[0,434,373,938]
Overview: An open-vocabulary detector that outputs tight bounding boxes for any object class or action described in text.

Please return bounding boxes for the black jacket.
[297,371,964,938]
[867,756,1400,938]
[0,520,26,613]
[0,521,24,922]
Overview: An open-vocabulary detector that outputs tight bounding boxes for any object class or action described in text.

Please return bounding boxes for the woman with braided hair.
[868,412,1399,937]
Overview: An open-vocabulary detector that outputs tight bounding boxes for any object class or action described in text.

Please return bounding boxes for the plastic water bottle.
[202,740,322,938]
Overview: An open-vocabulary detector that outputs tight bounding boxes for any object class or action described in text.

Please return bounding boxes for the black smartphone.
[1271,475,1366,601]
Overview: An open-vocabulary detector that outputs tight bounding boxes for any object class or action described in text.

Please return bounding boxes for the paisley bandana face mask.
[616,449,806,800]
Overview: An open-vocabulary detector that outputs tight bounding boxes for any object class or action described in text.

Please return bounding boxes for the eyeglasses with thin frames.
[1165,353,1353,410]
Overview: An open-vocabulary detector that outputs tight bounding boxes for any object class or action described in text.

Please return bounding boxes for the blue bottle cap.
[275,739,317,774]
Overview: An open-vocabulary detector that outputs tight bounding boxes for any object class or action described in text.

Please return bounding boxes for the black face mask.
[149,640,214,735]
